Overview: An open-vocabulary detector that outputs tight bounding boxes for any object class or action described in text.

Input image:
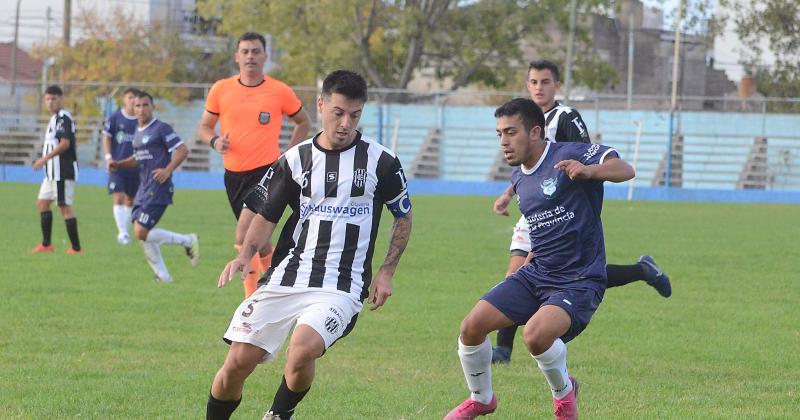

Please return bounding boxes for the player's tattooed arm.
[382,211,412,272]
[218,215,277,288]
[369,211,412,310]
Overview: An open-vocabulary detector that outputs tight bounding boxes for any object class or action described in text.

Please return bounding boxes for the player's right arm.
[556,109,591,144]
[493,184,515,216]
[218,214,276,288]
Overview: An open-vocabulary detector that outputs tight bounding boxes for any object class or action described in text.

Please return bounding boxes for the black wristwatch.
[210,135,219,150]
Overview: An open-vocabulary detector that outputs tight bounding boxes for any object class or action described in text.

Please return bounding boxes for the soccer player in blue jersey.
[444,98,635,420]
[109,91,199,282]
[102,87,140,245]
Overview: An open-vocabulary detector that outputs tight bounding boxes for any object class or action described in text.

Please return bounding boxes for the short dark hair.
[44,85,63,96]
[494,98,545,139]
[237,32,266,50]
[321,70,368,103]
[135,90,154,104]
[528,59,560,82]
[122,87,140,96]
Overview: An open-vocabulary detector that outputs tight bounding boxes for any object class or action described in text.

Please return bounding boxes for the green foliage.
[727,0,800,105]
[1,182,799,418]
[197,0,616,93]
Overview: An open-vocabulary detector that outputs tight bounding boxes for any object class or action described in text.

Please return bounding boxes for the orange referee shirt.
[205,75,303,172]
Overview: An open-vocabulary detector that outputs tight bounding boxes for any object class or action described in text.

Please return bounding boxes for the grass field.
[0,181,798,419]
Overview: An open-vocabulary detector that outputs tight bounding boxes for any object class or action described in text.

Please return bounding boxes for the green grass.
[0,181,798,419]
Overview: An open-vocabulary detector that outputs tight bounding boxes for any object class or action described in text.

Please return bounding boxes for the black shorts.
[224,164,272,220]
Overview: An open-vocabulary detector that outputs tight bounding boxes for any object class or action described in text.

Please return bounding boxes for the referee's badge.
[258,112,271,124]
[353,169,367,188]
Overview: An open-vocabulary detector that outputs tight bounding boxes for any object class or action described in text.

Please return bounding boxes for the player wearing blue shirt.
[109,91,199,283]
[444,98,635,420]
[102,88,140,245]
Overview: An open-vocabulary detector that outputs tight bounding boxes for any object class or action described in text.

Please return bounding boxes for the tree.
[33,7,233,116]
[197,0,615,95]
[726,0,800,105]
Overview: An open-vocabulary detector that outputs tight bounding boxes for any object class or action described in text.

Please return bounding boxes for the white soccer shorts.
[223,288,360,363]
[509,215,532,253]
[38,179,75,206]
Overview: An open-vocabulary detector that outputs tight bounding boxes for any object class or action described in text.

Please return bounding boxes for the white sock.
[146,228,192,247]
[458,337,493,404]
[532,338,572,399]
[140,240,171,280]
[123,206,133,230]
[113,205,128,235]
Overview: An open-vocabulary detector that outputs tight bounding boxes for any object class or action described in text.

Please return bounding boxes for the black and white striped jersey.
[244,131,412,302]
[42,109,78,180]
[543,101,591,144]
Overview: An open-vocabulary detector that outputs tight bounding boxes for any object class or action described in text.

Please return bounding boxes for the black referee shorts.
[223,164,272,220]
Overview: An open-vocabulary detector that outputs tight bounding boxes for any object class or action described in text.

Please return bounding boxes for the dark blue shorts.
[131,203,168,230]
[482,268,605,343]
[108,170,140,197]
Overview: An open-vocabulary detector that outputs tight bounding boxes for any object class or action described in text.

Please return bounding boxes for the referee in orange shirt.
[198,32,310,297]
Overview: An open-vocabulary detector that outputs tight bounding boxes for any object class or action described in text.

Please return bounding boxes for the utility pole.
[564,0,578,101]
[11,0,22,96]
[42,6,53,93]
[666,0,684,189]
[63,0,72,47]
[626,12,635,110]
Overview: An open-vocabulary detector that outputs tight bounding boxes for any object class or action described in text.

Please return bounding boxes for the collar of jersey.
[137,117,158,132]
[312,130,362,154]
[520,140,552,175]
[237,75,266,88]
[121,109,137,120]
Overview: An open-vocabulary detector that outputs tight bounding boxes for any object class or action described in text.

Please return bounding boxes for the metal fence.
[2,80,799,191]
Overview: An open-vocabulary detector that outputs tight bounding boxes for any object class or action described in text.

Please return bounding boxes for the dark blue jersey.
[511,141,619,287]
[103,110,138,161]
[132,119,183,206]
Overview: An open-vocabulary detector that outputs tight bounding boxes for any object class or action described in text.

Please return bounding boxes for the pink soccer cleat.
[553,376,579,420]
[31,244,54,253]
[443,394,497,419]
[66,248,83,254]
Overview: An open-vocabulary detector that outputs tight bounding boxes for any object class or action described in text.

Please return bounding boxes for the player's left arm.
[287,107,311,149]
[554,155,635,183]
[370,155,413,310]
[152,144,188,183]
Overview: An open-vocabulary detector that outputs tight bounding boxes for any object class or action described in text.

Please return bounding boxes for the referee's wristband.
[210,135,219,150]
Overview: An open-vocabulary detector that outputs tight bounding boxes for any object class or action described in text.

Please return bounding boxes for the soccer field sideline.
[0,182,798,418]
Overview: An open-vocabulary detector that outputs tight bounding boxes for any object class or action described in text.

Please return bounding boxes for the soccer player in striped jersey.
[31,85,82,254]
[491,60,671,364]
[102,87,140,245]
[206,70,413,420]
[445,98,635,420]
[109,91,199,283]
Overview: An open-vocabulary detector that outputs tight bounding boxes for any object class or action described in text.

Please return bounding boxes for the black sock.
[496,325,518,349]
[64,217,81,251]
[207,393,241,420]
[606,263,645,288]
[269,376,310,419]
[40,211,53,246]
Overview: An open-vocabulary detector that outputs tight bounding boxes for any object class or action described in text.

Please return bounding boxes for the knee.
[134,224,148,241]
[459,316,487,346]
[522,326,553,356]
[221,352,259,380]
[285,342,321,371]
[58,205,74,218]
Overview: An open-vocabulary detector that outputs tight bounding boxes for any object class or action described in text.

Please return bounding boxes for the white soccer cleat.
[117,232,131,245]
[185,233,200,267]
[153,272,173,283]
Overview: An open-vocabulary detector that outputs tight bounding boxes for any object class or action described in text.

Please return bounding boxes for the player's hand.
[493,193,511,216]
[214,132,230,154]
[554,159,594,180]
[368,269,393,310]
[108,160,119,172]
[151,168,172,184]
[217,256,253,288]
[32,158,46,170]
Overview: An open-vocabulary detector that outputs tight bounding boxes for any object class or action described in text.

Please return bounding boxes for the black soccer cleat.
[491,345,512,365]
[639,255,671,298]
